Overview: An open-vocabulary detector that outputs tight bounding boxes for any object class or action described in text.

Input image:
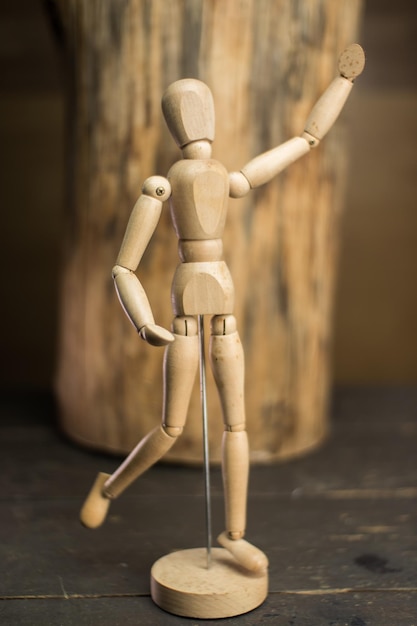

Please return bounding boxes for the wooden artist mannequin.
[81,44,364,618]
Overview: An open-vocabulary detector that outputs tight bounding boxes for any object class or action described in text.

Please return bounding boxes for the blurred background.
[0,0,416,393]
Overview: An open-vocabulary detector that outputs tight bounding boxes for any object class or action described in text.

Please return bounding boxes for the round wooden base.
[150,547,268,619]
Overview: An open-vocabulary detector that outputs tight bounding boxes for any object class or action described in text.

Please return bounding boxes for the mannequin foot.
[217,531,269,573]
[80,472,111,529]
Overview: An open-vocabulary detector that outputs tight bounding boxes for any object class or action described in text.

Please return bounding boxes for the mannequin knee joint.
[225,423,246,432]
[172,316,198,337]
[211,314,237,336]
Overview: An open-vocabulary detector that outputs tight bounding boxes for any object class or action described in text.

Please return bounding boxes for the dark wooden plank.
[1,493,415,598]
[331,387,417,427]
[0,388,416,624]
[1,591,416,626]
[2,432,416,501]
[1,389,416,500]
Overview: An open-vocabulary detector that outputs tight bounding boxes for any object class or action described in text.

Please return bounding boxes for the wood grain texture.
[0,388,416,624]
[2,593,416,626]
[55,0,363,461]
[150,547,268,618]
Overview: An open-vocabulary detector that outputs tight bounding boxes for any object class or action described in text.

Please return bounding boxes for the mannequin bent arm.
[113,175,174,347]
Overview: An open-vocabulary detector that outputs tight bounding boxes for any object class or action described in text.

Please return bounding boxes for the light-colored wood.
[338,42,366,80]
[78,323,200,523]
[111,176,174,345]
[79,46,363,615]
[217,531,269,573]
[112,268,156,334]
[209,324,249,540]
[302,77,353,147]
[178,238,223,263]
[161,79,215,148]
[79,472,111,529]
[172,261,235,316]
[150,548,268,619]
[77,34,364,500]
[209,328,245,429]
[115,184,168,271]
[57,1,364,466]
[162,328,199,432]
[221,431,249,539]
[113,266,174,346]
[63,4,364,618]
[240,136,310,189]
[301,44,365,147]
[167,158,229,240]
[103,425,176,500]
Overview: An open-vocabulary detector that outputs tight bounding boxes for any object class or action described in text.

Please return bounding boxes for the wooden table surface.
[0,388,416,625]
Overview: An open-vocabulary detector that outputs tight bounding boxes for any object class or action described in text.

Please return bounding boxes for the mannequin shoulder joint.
[142,176,171,201]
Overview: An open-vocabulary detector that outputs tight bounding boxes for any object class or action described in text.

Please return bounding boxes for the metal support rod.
[198,314,212,569]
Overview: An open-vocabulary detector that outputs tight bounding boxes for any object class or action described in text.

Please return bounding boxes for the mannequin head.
[162,79,215,151]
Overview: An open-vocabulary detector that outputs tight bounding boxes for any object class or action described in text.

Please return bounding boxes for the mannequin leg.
[80,316,198,528]
[210,314,268,572]
[209,314,248,538]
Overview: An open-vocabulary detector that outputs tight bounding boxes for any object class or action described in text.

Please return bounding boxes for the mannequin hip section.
[171,260,235,316]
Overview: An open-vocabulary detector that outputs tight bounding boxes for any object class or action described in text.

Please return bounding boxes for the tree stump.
[55,0,363,463]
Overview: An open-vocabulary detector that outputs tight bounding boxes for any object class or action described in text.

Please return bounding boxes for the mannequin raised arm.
[112,175,174,347]
[229,43,365,198]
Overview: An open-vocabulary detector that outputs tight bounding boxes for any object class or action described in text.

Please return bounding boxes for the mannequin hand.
[338,43,365,81]
[140,324,175,346]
